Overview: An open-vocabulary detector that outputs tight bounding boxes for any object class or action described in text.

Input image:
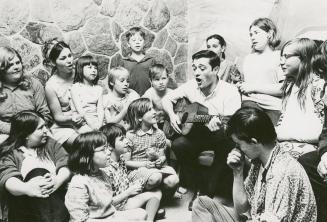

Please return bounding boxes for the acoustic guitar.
[163,98,229,138]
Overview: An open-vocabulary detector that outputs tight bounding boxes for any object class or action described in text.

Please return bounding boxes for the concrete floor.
[157,191,194,222]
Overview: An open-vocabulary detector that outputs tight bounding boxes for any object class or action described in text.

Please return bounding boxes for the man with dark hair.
[192,107,317,222]
[162,50,241,206]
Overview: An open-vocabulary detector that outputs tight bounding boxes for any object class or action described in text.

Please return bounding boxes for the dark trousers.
[172,124,234,198]
[298,151,327,222]
[8,168,69,222]
[241,100,281,126]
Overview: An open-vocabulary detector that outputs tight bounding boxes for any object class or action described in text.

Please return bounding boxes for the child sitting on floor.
[125,98,179,198]
[100,123,164,222]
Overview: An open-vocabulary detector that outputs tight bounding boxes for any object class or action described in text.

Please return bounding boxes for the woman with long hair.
[43,39,83,149]
[276,38,325,158]
[0,110,70,222]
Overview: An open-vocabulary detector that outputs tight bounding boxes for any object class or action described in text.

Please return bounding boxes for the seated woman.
[276,38,325,158]
[43,39,83,149]
[100,123,163,222]
[297,39,327,222]
[65,131,147,222]
[0,46,52,143]
[0,110,70,222]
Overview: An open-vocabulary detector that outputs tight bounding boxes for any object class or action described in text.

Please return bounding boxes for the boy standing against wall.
[112,27,154,96]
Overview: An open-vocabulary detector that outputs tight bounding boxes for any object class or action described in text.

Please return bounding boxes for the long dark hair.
[281,38,317,109]
[206,34,226,59]
[0,111,47,158]
[312,40,327,79]
[100,123,126,148]
[68,131,107,175]
[42,39,71,75]
[74,55,99,85]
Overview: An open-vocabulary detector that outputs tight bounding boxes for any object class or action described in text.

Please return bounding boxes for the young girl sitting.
[276,38,325,158]
[70,55,104,133]
[100,123,164,222]
[143,64,172,131]
[103,67,140,129]
[65,131,147,221]
[206,34,241,84]
[125,98,179,196]
[237,17,284,125]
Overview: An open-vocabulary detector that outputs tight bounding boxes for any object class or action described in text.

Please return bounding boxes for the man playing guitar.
[162,50,241,206]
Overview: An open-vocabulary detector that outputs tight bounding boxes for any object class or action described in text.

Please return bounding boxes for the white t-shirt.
[242,50,284,110]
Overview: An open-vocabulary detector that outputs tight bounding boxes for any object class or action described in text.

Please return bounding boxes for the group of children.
[1,14,327,221]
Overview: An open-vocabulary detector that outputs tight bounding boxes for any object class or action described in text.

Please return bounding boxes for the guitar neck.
[191,115,218,123]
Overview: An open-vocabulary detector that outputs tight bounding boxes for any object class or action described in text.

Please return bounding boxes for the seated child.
[143,64,172,130]
[100,123,163,222]
[125,98,179,197]
[65,131,147,221]
[70,55,104,133]
[103,67,140,129]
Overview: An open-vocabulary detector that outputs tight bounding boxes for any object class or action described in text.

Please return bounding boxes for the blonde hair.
[108,66,130,90]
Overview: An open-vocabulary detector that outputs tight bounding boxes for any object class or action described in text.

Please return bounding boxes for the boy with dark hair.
[112,27,154,96]
[192,107,317,222]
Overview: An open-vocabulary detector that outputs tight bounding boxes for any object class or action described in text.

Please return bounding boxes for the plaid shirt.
[126,127,166,162]
[103,158,130,210]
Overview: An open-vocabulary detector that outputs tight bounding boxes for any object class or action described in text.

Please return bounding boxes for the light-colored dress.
[71,83,103,133]
[46,75,77,144]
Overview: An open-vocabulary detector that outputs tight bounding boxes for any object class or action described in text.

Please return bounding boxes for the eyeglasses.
[280,53,299,60]
[94,144,110,152]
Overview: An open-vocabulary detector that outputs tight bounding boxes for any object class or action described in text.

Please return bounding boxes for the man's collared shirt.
[164,79,241,116]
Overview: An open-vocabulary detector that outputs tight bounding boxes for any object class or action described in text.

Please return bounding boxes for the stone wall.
[0,0,188,87]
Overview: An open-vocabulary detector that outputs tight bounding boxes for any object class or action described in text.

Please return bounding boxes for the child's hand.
[155,156,166,168]
[126,183,142,196]
[145,161,155,169]
[72,114,84,127]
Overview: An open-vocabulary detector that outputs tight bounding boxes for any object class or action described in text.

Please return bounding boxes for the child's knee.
[146,173,162,188]
[133,208,147,220]
[163,174,179,189]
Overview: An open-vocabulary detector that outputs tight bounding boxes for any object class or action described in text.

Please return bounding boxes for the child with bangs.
[70,55,104,133]
[125,98,179,198]
[103,67,140,129]
[100,123,164,222]
[143,64,172,131]
[65,131,147,221]
[111,27,154,96]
